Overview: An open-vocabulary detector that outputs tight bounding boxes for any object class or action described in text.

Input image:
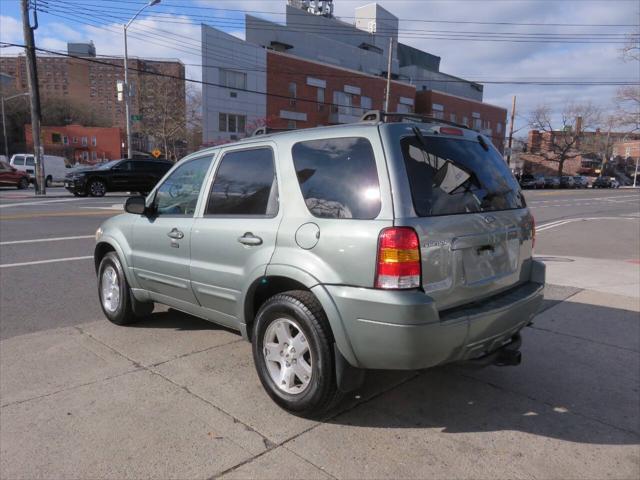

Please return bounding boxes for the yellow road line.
[0,210,118,220]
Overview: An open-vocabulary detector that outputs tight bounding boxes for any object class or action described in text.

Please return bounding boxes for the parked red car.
[0,160,30,189]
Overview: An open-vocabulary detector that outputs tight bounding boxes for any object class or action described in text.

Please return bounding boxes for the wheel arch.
[242,264,359,367]
[94,238,139,288]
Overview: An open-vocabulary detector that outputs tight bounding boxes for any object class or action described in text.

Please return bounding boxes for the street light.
[123,0,161,159]
[1,92,30,161]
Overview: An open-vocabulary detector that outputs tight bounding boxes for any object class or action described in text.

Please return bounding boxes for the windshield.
[401,136,525,217]
[96,160,121,170]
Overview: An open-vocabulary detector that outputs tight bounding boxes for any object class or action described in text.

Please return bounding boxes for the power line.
[49,0,640,27]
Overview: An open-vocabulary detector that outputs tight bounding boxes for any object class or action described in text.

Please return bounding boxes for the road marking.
[79,204,123,210]
[0,198,82,209]
[0,210,115,220]
[0,255,93,269]
[0,235,94,246]
[537,216,639,232]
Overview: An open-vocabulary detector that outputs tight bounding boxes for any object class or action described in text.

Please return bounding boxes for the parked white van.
[9,154,69,186]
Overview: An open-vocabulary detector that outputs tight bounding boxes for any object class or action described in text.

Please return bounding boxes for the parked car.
[560,176,575,189]
[544,176,560,189]
[519,174,545,189]
[64,159,173,197]
[94,112,544,416]
[573,176,589,188]
[0,160,30,189]
[9,153,68,186]
[592,176,620,188]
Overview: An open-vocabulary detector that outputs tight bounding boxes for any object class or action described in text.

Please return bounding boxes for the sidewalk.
[1,265,639,479]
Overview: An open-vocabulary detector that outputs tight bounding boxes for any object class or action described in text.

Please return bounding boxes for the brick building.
[266,51,416,131]
[1,43,185,153]
[414,90,507,150]
[25,124,123,164]
[612,140,640,162]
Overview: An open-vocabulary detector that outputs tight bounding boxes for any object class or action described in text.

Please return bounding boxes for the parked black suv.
[64,159,172,197]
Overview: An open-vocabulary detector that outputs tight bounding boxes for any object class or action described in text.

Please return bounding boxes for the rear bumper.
[323,260,545,370]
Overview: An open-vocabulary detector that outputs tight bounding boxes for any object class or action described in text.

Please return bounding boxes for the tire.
[17,177,29,190]
[45,176,52,187]
[252,290,339,417]
[98,252,153,325]
[72,191,88,197]
[88,179,106,197]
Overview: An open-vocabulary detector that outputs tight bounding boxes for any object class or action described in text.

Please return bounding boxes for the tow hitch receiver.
[463,333,523,368]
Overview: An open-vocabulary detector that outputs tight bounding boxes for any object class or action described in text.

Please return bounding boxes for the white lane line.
[536,216,639,232]
[0,198,82,209]
[79,204,123,210]
[0,255,93,268]
[0,235,94,246]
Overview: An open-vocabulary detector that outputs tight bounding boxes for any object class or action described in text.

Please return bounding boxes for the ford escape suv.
[94,111,544,417]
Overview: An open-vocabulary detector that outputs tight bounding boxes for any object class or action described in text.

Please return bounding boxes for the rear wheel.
[89,179,106,197]
[252,290,339,417]
[17,177,28,190]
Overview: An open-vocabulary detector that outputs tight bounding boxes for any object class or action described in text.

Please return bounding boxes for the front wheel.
[45,176,52,187]
[17,177,29,190]
[98,252,153,325]
[89,179,106,197]
[252,290,339,417]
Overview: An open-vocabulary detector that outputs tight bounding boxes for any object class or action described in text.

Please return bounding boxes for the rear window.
[292,137,381,219]
[401,136,524,217]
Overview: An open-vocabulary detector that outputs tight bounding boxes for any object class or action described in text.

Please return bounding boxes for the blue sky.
[1,0,638,134]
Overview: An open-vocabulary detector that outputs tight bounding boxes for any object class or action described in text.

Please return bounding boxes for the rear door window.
[401,136,524,217]
[292,137,380,219]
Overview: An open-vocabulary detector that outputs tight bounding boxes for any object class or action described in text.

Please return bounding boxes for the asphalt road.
[1,187,639,339]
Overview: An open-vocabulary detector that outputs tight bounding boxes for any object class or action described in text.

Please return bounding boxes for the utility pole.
[384,37,393,113]
[506,95,516,166]
[20,0,45,194]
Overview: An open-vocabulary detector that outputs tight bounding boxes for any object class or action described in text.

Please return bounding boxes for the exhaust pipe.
[494,348,522,366]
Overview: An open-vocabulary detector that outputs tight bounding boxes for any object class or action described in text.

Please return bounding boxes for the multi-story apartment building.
[201,0,507,151]
[0,42,185,154]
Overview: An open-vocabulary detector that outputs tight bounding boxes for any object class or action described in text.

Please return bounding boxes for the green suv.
[94,112,544,416]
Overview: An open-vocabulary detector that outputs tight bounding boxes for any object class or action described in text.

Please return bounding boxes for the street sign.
[130,114,142,122]
[151,149,162,158]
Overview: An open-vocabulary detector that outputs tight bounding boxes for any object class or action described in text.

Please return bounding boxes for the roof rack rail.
[359,110,469,130]
[250,126,289,137]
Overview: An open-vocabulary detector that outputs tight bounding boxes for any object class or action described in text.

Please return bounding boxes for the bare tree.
[528,103,602,177]
[185,84,202,153]
[615,29,640,133]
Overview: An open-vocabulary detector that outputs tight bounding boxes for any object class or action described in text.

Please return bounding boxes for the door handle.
[167,228,184,240]
[238,232,263,246]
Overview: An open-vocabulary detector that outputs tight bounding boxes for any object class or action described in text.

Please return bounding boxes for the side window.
[292,137,380,219]
[116,161,133,172]
[25,157,35,167]
[13,156,25,166]
[154,157,212,216]
[206,148,277,216]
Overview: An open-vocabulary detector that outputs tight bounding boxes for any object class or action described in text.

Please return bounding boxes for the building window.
[316,87,325,111]
[333,91,353,115]
[51,133,62,144]
[432,103,444,119]
[92,151,97,160]
[91,136,97,147]
[220,69,246,90]
[450,113,457,123]
[289,82,297,106]
[361,96,372,111]
[288,120,297,130]
[73,137,78,144]
[81,136,88,146]
[496,122,502,134]
[63,136,68,145]
[463,116,469,127]
[397,103,410,113]
[219,113,246,134]
[82,151,89,161]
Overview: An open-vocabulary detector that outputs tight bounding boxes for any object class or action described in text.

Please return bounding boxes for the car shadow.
[129,308,239,335]
[327,299,639,446]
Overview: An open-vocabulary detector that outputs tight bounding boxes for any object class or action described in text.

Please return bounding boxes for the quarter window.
[206,148,277,216]
[154,157,212,216]
[292,137,380,219]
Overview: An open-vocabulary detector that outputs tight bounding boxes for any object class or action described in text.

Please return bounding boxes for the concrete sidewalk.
[1,281,639,478]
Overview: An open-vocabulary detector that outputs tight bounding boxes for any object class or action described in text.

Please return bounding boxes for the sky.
[1,0,638,135]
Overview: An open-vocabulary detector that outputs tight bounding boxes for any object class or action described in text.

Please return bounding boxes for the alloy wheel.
[263,318,313,394]
[101,265,120,313]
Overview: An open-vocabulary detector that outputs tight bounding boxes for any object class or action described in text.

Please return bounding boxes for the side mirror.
[124,196,147,215]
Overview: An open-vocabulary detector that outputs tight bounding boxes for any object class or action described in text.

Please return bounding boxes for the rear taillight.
[375,227,421,289]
